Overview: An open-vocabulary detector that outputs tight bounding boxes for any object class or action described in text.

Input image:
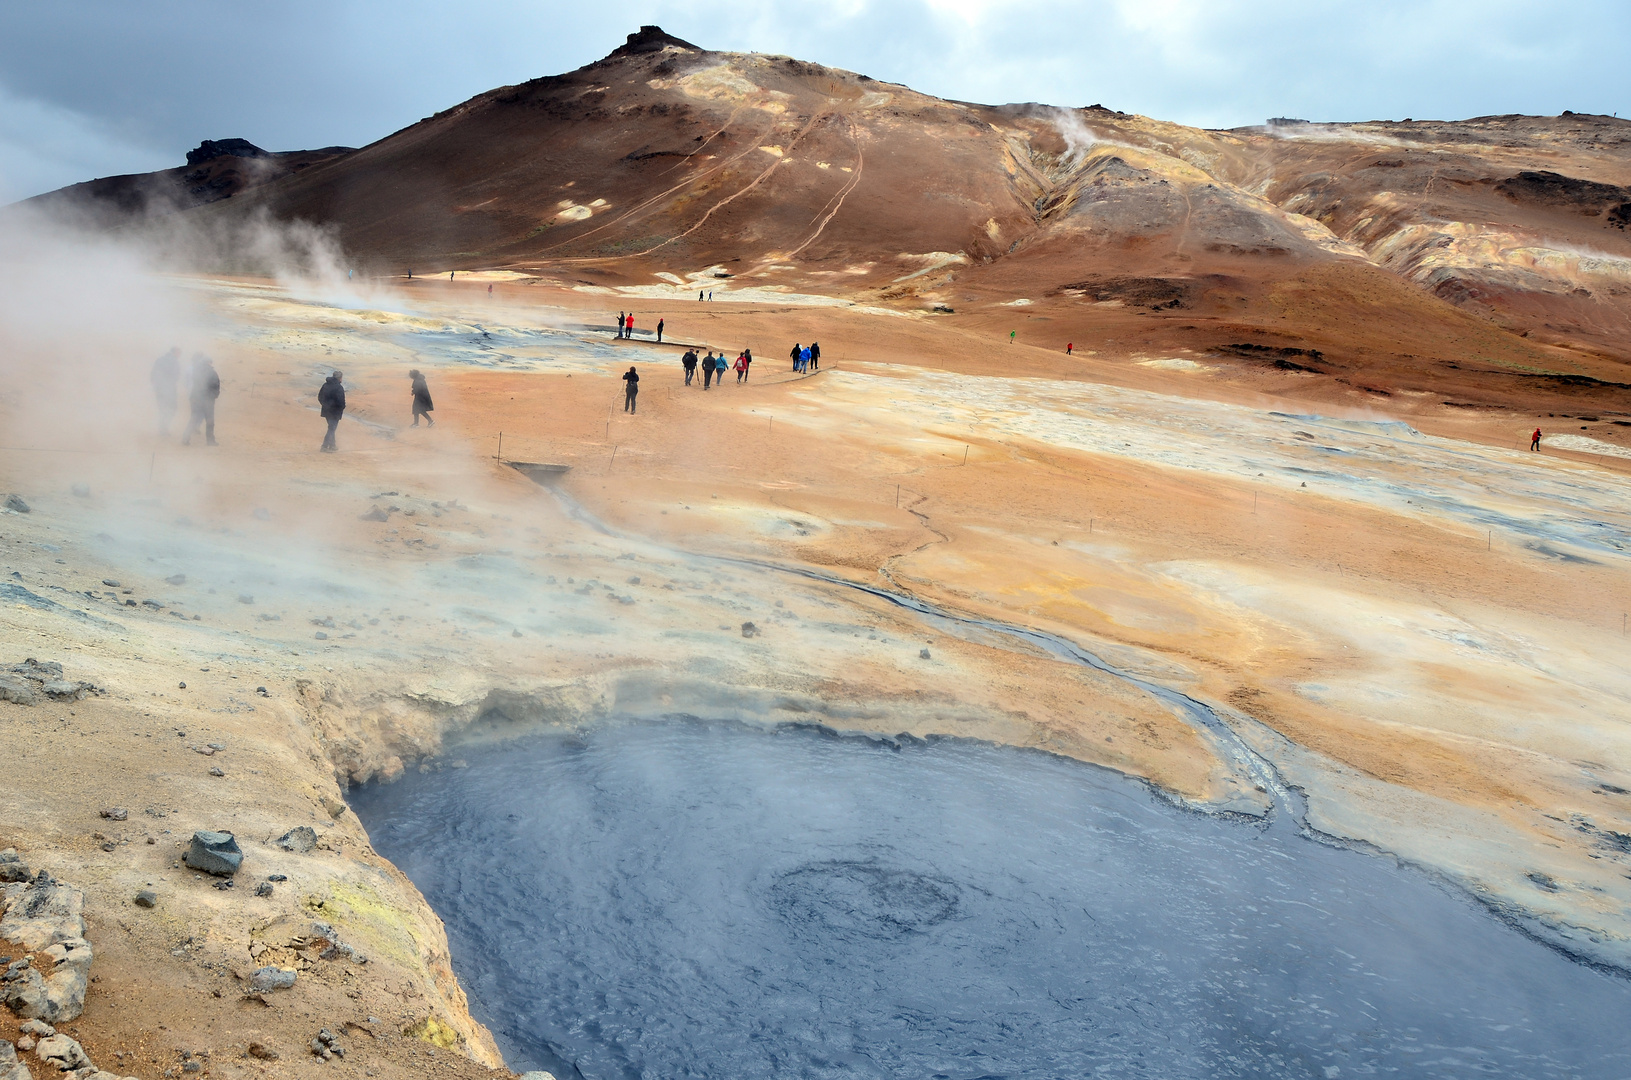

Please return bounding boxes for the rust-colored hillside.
[34,26,1631,414]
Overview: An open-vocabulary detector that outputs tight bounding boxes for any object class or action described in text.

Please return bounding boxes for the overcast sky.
[4,0,1628,202]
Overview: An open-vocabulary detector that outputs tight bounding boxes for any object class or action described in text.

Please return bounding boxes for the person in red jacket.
[1531,427,1542,451]
[625,313,635,339]
[1066,343,1074,355]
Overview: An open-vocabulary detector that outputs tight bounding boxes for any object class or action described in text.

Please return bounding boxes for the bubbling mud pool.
[352,721,1631,1080]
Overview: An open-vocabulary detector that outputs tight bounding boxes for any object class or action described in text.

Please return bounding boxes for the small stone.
[276,826,317,853]
[266,874,288,882]
[360,506,390,522]
[183,831,242,876]
[20,1020,54,1037]
[213,879,234,890]
[34,1033,89,1071]
[314,632,327,640]
[247,1042,279,1060]
[920,648,932,659]
[178,682,186,689]
[741,621,758,638]
[0,675,39,706]
[100,842,116,853]
[248,966,296,992]
[101,579,119,587]
[100,808,128,821]
[16,1034,35,1051]
[183,1060,202,1073]
[256,686,268,696]
[3,494,30,513]
[254,882,273,898]
[134,891,157,908]
[208,766,224,777]
[320,796,346,819]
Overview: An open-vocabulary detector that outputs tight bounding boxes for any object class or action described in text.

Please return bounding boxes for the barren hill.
[33,26,1631,412]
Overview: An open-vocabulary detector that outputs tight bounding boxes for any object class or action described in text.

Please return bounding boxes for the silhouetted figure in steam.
[181,354,220,446]
[410,369,435,427]
[623,366,640,413]
[319,371,346,452]
[151,347,181,435]
[682,350,697,385]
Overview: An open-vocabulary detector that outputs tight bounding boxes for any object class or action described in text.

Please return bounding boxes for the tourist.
[622,366,640,413]
[682,349,697,385]
[318,370,345,452]
[409,369,435,427]
[735,352,748,383]
[181,354,220,447]
[703,351,716,389]
[800,345,812,372]
[625,313,635,339]
[1009,329,1016,344]
[150,346,180,435]
[617,311,625,338]
[790,343,801,372]
[809,342,821,371]
[657,318,665,343]
[1532,427,1543,451]
[1066,342,1073,355]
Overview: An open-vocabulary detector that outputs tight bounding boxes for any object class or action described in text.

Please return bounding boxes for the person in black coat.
[182,354,220,446]
[622,366,640,413]
[682,350,697,385]
[409,369,435,426]
[318,371,346,452]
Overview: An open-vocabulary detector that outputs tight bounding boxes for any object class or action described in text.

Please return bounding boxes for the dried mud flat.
[2,274,1630,1077]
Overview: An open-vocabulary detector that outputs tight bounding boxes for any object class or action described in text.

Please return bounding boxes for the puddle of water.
[352,720,1631,1080]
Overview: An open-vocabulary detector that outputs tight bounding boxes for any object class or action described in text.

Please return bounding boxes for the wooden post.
[496,432,503,462]
[962,445,970,466]
[896,485,900,507]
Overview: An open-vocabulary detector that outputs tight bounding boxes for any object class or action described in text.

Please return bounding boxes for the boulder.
[0,877,86,951]
[183,831,242,877]
[2,495,29,514]
[0,852,29,884]
[248,966,296,992]
[32,1034,88,1072]
[0,1039,33,1080]
[275,827,317,853]
[0,676,38,706]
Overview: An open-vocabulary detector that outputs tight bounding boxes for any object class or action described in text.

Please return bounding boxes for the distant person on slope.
[318,371,346,452]
[1066,342,1073,355]
[617,311,625,338]
[151,346,181,435]
[790,343,801,372]
[182,354,220,447]
[625,313,635,339]
[409,369,435,427]
[799,346,812,372]
[809,342,821,371]
[657,318,665,343]
[1532,427,1543,451]
[735,352,748,383]
[703,351,717,389]
[623,366,640,413]
[682,349,698,385]
[1010,330,1016,344]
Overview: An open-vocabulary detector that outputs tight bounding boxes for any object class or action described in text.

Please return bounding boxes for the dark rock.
[359,506,390,522]
[208,766,225,777]
[248,966,295,992]
[0,675,38,706]
[213,879,234,890]
[276,826,317,853]
[267,874,287,882]
[101,579,119,588]
[920,648,932,659]
[134,890,157,908]
[186,138,269,166]
[741,621,758,638]
[254,882,273,898]
[183,831,243,876]
[3,495,29,513]
[247,1041,279,1060]
[100,808,128,821]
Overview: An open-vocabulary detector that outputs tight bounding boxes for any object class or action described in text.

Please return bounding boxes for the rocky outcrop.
[1,872,93,1024]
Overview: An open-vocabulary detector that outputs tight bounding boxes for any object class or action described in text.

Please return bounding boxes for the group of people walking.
[790,342,821,373]
[615,312,663,342]
[680,348,752,388]
[150,347,221,446]
[149,347,437,453]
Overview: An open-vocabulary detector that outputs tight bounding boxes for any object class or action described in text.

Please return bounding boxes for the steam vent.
[6,16,1631,1080]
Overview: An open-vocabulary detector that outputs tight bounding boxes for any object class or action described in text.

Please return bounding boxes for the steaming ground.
[3,267,1631,1073]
